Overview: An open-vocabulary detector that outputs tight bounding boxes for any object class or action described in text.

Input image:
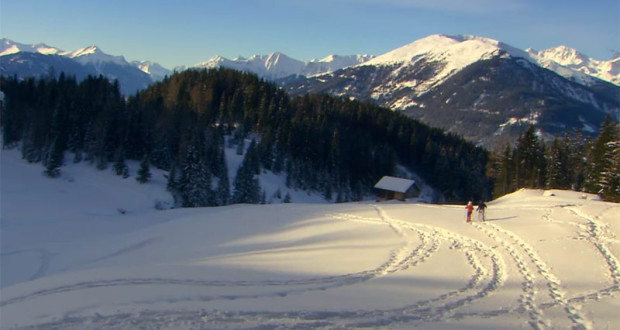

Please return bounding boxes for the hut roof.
[373,176,416,194]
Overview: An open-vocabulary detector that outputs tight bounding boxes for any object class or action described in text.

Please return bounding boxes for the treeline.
[491,119,619,202]
[1,68,491,206]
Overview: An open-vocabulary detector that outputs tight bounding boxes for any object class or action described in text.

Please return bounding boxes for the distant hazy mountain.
[527,46,620,86]
[282,34,619,148]
[0,39,171,95]
[194,52,374,80]
[131,60,173,82]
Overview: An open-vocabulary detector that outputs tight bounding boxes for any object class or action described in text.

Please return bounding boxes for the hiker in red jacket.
[465,201,474,223]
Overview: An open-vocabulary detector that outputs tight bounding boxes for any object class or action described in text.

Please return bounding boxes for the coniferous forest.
[1,68,617,206]
[491,119,619,202]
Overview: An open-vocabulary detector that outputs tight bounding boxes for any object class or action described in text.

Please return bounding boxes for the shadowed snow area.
[1,148,619,329]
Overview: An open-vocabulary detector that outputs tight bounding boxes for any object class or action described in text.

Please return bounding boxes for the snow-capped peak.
[63,45,99,58]
[131,60,172,81]
[60,45,131,67]
[0,38,61,56]
[527,45,620,86]
[362,34,528,67]
[356,34,531,94]
[530,45,588,66]
[357,34,619,87]
[1,38,172,83]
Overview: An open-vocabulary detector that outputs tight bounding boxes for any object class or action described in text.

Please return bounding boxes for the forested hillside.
[1,69,492,205]
[491,119,619,202]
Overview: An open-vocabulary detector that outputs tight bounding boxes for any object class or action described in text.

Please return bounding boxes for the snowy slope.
[2,147,619,329]
[195,52,373,80]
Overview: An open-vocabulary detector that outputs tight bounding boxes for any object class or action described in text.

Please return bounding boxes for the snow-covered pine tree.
[584,116,618,196]
[597,138,620,202]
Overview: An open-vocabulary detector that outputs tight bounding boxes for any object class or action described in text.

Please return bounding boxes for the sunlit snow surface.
[1,148,619,329]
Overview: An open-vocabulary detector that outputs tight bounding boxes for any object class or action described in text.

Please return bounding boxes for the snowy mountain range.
[194,36,619,87]
[2,36,618,89]
[0,39,170,95]
[1,35,618,147]
[0,38,372,93]
[527,46,620,86]
[0,39,167,76]
[194,52,374,80]
[282,34,620,148]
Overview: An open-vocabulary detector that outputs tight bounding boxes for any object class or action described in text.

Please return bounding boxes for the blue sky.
[1,0,618,69]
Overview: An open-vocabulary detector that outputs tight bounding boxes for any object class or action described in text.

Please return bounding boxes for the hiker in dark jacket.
[476,201,487,222]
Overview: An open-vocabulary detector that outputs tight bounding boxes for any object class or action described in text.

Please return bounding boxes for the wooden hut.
[373,176,420,201]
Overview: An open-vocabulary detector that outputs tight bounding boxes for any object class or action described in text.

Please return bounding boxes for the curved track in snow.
[3,203,618,329]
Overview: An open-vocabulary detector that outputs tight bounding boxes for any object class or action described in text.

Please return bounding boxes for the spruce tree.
[43,138,64,178]
[232,144,261,204]
[113,148,129,178]
[492,144,513,197]
[514,126,546,189]
[136,157,152,184]
[166,163,183,207]
[545,138,570,189]
[584,116,618,195]
[214,146,231,206]
[565,130,587,191]
[176,132,216,208]
[597,140,620,202]
[595,123,620,202]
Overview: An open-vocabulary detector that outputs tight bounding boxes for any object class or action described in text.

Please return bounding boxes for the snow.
[2,151,620,329]
[0,45,20,56]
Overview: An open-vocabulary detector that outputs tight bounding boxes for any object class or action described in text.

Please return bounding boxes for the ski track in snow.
[474,220,591,329]
[2,204,618,329]
[1,248,52,282]
[2,204,506,329]
[564,206,620,301]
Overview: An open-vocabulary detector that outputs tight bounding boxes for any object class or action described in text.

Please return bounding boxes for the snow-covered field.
[1,147,619,329]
